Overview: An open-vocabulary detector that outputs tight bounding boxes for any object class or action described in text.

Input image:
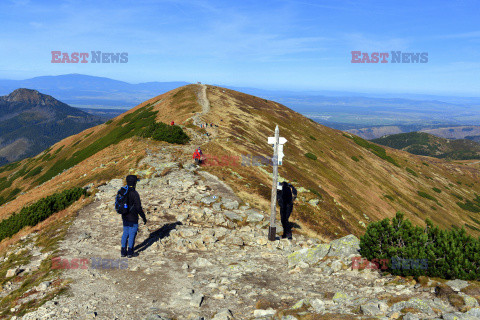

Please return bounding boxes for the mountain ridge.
[2,84,480,240]
[372,131,480,160]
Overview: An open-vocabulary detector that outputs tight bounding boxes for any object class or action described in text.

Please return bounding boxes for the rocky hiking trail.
[7,86,480,320]
[16,151,480,320]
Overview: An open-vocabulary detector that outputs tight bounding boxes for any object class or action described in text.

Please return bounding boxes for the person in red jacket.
[170,121,175,126]
[193,148,202,165]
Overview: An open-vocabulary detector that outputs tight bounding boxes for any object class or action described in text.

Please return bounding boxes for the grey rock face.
[327,234,360,257]
[446,279,470,292]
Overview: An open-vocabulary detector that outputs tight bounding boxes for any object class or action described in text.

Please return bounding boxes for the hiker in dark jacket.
[277,181,297,239]
[121,175,147,258]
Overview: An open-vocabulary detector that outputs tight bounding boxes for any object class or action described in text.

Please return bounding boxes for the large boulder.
[389,298,435,315]
[287,243,330,267]
[327,234,360,257]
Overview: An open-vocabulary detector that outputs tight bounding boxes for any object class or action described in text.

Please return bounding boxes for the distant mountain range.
[372,132,480,160]
[1,74,480,137]
[0,88,103,165]
[0,74,189,109]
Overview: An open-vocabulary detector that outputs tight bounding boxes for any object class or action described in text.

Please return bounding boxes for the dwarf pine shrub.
[0,187,87,242]
[360,212,480,280]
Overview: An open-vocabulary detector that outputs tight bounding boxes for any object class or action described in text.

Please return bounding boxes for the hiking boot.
[121,247,127,257]
[127,247,134,258]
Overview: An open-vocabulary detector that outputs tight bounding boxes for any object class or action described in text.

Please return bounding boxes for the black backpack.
[115,186,130,214]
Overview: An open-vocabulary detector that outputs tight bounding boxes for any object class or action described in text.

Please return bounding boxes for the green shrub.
[465,223,480,232]
[36,105,189,185]
[417,191,436,202]
[105,119,113,125]
[351,156,360,162]
[432,187,442,193]
[141,122,190,144]
[384,194,394,201]
[23,166,43,179]
[0,187,87,242]
[360,212,480,280]
[309,135,317,141]
[406,167,418,177]
[469,215,480,225]
[53,146,64,155]
[305,153,317,160]
[452,193,463,200]
[457,200,480,213]
[348,135,400,167]
[0,161,21,174]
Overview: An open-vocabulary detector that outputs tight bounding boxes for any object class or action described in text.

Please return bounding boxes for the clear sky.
[0,0,479,96]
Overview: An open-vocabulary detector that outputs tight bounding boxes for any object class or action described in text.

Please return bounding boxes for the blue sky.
[0,0,479,96]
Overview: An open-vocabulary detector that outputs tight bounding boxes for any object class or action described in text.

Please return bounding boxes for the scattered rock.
[310,298,325,313]
[446,279,470,292]
[287,243,330,267]
[253,308,276,317]
[222,199,239,210]
[223,211,243,222]
[332,291,349,303]
[36,281,51,291]
[190,293,204,307]
[212,309,234,320]
[201,196,217,205]
[6,267,20,278]
[192,258,213,268]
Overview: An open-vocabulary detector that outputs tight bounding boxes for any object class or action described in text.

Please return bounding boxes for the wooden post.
[268,125,279,241]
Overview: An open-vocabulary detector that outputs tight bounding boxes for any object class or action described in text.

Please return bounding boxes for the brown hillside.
[196,86,480,238]
[1,84,480,243]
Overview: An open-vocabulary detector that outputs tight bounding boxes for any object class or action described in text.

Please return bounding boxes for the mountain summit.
[0,88,102,166]
[4,88,57,105]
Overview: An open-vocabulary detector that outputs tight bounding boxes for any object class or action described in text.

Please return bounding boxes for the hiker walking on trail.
[277,181,297,239]
[119,175,147,258]
[193,147,203,165]
[170,121,175,126]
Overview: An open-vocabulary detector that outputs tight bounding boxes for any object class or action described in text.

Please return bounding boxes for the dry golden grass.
[196,85,480,239]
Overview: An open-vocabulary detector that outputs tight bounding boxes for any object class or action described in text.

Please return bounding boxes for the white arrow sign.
[268,137,287,145]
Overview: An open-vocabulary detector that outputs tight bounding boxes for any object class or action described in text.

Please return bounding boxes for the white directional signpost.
[268,126,287,241]
[268,136,287,165]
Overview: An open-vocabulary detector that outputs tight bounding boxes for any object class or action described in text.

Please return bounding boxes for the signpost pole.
[268,125,280,241]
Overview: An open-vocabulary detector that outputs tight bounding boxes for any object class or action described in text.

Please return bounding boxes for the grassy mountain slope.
[0,85,200,210]
[372,132,480,160]
[1,84,480,243]
[196,86,480,238]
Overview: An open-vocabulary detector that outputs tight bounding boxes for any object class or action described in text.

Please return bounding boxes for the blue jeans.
[121,221,138,249]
